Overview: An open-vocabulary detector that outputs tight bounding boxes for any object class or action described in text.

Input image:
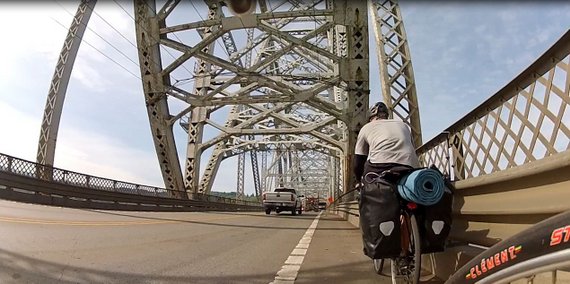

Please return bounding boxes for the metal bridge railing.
[0,152,260,207]
[329,30,569,281]
[414,29,570,281]
[417,30,569,181]
[329,185,360,214]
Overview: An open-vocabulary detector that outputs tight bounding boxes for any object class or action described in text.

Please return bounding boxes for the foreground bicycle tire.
[478,248,570,283]
[391,212,421,284]
[446,210,570,283]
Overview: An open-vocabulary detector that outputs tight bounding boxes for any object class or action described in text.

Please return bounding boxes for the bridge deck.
[294,212,442,284]
[0,199,445,284]
[292,212,381,284]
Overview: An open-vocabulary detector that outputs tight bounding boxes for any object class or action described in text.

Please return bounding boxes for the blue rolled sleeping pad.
[397,168,446,206]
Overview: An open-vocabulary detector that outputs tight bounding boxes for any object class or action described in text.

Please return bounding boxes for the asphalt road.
[0,199,421,284]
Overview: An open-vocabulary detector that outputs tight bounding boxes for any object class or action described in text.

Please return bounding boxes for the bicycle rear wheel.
[391,212,421,284]
[373,258,385,275]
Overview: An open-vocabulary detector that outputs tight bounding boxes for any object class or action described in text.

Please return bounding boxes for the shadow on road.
[0,247,273,284]
[76,209,358,232]
[0,248,436,284]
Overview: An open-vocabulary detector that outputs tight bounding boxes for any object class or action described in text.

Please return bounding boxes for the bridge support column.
[369,0,422,147]
[335,0,369,194]
[185,4,221,195]
[37,0,96,177]
[134,0,186,198]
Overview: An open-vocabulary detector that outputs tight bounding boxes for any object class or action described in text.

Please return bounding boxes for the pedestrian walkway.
[295,211,444,284]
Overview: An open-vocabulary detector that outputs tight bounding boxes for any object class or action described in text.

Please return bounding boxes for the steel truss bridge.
[1,0,569,281]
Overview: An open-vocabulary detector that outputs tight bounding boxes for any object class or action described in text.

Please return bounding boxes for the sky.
[0,1,569,194]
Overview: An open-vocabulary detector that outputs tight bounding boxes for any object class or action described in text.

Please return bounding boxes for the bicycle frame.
[392,199,421,284]
[400,201,418,252]
[374,198,422,284]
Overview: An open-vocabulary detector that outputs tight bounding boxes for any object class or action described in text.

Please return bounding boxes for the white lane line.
[291,248,306,255]
[270,212,322,284]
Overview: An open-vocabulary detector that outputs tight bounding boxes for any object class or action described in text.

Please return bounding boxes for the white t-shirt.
[354,119,420,167]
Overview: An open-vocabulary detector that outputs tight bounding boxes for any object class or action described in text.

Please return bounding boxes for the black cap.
[368,102,389,119]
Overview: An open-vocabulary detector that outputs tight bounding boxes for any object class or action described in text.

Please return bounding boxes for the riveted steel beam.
[134,0,186,198]
[37,0,96,173]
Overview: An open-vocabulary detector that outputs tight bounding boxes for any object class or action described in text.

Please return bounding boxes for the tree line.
[211,191,260,202]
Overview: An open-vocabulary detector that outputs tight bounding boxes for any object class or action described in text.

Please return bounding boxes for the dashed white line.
[270,212,322,284]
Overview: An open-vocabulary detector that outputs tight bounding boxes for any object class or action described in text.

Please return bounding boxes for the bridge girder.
[134,0,187,199]
[37,0,96,170]
[134,0,370,196]
[40,0,422,199]
[369,0,423,147]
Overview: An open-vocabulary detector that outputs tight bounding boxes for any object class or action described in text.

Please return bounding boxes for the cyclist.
[353,101,423,280]
[353,101,420,182]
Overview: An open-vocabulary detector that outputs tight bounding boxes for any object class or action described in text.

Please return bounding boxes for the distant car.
[262,187,303,215]
[318,201,326,210]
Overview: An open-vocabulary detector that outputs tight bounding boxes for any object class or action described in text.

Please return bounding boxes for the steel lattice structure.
[133,0,370,198]
[263,149,337,199]
[370,0,422,147]
[38,0,422,199]
[37,0,96,170]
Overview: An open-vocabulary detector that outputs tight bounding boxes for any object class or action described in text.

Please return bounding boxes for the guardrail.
[331,29,570,281]
[417,30,570,280]
[329,186,360,226]
[417,29,570,181]
[417,28,570,234]
[0,152,261,211]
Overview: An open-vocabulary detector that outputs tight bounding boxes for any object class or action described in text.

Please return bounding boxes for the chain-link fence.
[0,152,260,207]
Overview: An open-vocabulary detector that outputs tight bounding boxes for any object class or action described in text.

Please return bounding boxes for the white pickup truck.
[262,187,303,215]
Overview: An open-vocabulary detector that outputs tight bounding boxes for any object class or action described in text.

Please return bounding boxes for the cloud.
[0,101,164,187]
[0,103,41,162]
[55,127,164,187]
[0,101,252,192]
[398,1,570,142]
[0,4,68,59]
[3,2,570,196]
[0,6,66,83]
[0,2,139,93]
[71,56,110,91]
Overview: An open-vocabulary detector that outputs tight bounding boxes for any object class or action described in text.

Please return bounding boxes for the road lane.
[295,213,392,284]
[0,200,317,284]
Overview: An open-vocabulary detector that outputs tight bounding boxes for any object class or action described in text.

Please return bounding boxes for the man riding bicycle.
[353,101,420,181]
[353,102,450,284]
[353,101,422,280]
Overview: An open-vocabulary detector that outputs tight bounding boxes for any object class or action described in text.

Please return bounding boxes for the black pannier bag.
[418,189,453,253]
[359,178,401,259]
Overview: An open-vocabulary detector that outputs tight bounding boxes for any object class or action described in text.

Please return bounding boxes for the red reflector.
[407,202,417,210]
